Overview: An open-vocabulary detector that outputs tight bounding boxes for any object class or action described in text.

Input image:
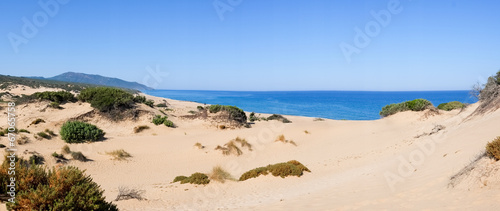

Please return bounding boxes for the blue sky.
[1,0,499,91]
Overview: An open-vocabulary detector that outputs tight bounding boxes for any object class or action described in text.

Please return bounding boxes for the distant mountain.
[39,72,153,91]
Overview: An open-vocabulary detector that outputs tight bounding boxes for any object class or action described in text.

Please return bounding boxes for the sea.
[144,90,477,120]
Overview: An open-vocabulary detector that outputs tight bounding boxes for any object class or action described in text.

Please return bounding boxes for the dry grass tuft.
[215,141,243,156]
[304,130,310,134]
[275,134,297,146]
[194,142,205,149]
[234,137,252,151]
[115,186,145,201]
[106,149,132,161]
[133,125,150,133]
[209,166,234,183]
[17,135,30,145]
[486,137,500,160]
[219,125,226,130]
[62,145,71,154]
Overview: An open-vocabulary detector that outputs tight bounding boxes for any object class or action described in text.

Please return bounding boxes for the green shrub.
[133,95,146,103]
[196,106,204,111]
[0,158,117,210]
[60,121,105,143]
[486,137,500,160]
[156,103,167,107]
[437,101,465,111]
[496,70,500,84]
[0,131,4,136]
[267,114,292,123]
[49,101,61,109]
[61,145,71,154]
[52,152,64,159]
[144,100,154,107]
[239,160,310,181]
[152,115,167,125]
[208,104,247,124]
[45,129,56,136]
[29,155,44,165]
[19,129,30,133]
[78,87,135,112]
[380,99,433,117]
[173,172,210,185]
[249,112,258,122]
[37,132,51,140]
[164,119,174,128]
[71,151,87,162]
[32,91,76,103]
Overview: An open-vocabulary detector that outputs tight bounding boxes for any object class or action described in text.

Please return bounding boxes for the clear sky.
[1,0,499,91]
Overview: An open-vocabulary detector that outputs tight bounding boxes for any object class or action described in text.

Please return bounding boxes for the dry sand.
[1,87,500,210]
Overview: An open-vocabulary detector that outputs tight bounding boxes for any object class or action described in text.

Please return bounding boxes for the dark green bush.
[267,114,292,123]
[173,172,210,185]
[37,132,51,140]
[164,119,174,128]
[437,101,465,111]
[71,151,88,162]
[249,112,258,122]
[196,106,204,111]
[208,104,247,124]
[239,160,310,181]
[144,100,154,108]
[29,155,44,165]
[486,137,500,160]
[156,103,167,107]
[133,95,146,103]
[380,99,433,117]
[60,121,105,143]
[49,102,61,109]
[0,158,117,210]
[152,115,168,125]
[78,87,135,112]
[32,91,76,103]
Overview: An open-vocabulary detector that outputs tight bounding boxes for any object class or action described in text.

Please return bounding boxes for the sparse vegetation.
[144,99,154,107]
[134,125,150,133]
[239,160,311,181]
[152,115,174,127]
[486,136,500,160]
[234,137,252,151]
[0,144,5,148]
[31,118,45,125]
[194,142,204,149]
[71,151,88,162]
[216,140,243,156]
[275,134,297,146]
[173,172,210,185]
[62,145,71,154]
[249,112,258,122]
[0,157,117,210]
[78,87,135,112]
[36,132,51,140]
[380,99,433,117]
[209,166,234,183]
[267,114,292,123]
[45,129,56,136]
[60,121,105,143]
[115,186,145,201]
[164,119,174,128]
[106,149,132,161]
[197,105,204,111]
[313,118,325,121]
[208,104,247,124]
[29,154,44,165]
[437,101,465,111]
[17,135,30,145]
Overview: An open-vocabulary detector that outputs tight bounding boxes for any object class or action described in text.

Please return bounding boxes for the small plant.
[45,129,56,136]
[164,119,174,128]
[133,95,146,103]
[37,132,51,140]
[29,154,44,165]
[194,142,204,149]
[152,115,174,127]
[239,160,310,181]
[19,129,30,133]
[249,112,258,122]
[209,166,234,183]
[188,110,197,114]
[61,145,71,154]
[144,100,154,108]
[60,121,105,143]
[49,101,61,109]
[313,118,325,121]
[173,172,210,185]
[304,130,310,134]
[52,152,64,159]
[17,135,30,145]
[71,151,88,162]
[115,186,145,201]
[106,149,132,161]
[219,125,226,130]
[31,118,45,125]
[234,137,252,151]
[196,106,204,111]
[0,131,4,136]
[486,137,500,160]
[133,125,150,133]
[267,114,292,123]
[216,140,243,156]
[437,101,465,111]
[156,103,167,107]
[275,134,297,146]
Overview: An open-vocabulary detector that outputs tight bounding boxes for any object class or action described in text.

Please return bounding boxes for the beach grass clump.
[45,129,56,136]
[31,118,45,125]
[194,142,204,149]
[71,151,88,162]
[173,172,210,185]
[379,99,433,117]
[36,132,51,140]
[216,140,243,156]
[78,87,135,112]
[144,99,154,107]
[133,125,150,133]
[275,134,297,146]
[0,157,117,210]
[208,104,247,124]
[437,101,465,111]
[486,137,500,160]
[32,91,77,103]
[267,114,292,123]
[234,137,252,151]
[106,149,132,161]
[60,121,105,143]
[17,135,30,145]
[239,160,310,181]
[62,145,71,154]
[49,101,61,109]
[209,166,234,183]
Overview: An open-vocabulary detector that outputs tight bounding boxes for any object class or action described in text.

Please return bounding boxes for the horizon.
[1,1,500,91]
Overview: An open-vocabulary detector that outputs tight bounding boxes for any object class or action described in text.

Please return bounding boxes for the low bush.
[196,106,204,111]
[144,100,154,108]
[133,95,146,103]
[249,112,258,122]
[19,129,30,133]
[32,91,76,103]
[106,149,132,161]
[31,118,45,125]
[29,155,44,165]
[152,115,175,127]
[61,145,71,154]
[115,186,145,201]
[0,144,5,148]
[380,99,433,117]
[60,121,105,143]
[49,101,61,109]
[78,87,135,112]
[486,137,500,160]
[173,172,210,185]
[17,135,30,145]
[0,158,117,210]
[133,125,150,133]
[45,129,56,136]
[208,104,247,124]
[164,119,174,128]
[156,103,167,107]
[267,114,292,123]
[36,132,51,140]
[71,151,88,162]
[239,160,310,181]
[437,101,465,111]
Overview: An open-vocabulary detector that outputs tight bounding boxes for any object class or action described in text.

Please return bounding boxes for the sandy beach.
[1,86,500,210]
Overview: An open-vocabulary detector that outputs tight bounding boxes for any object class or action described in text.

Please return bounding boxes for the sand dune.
[1,88,499,210]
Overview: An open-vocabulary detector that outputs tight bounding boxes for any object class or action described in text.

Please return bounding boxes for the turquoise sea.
[144,90,477,120]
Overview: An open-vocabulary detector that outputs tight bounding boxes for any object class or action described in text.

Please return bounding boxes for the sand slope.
[1,88,500,210]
